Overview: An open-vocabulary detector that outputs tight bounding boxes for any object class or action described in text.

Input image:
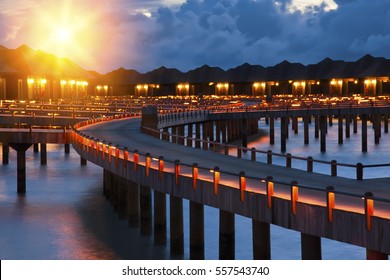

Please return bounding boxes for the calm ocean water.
[2,118,389,260]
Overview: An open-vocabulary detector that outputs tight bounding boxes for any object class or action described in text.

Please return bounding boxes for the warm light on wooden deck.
[174,160,180,185]
[133,150,139,171]
[291,181,299,215]
[145,153,151,176]
[266,176,274,209]
[364,192,374,231]
[239,171,246,202]
[192,163,198,189]
[327,186,335,223]
[213,167,220,195]
[158,156,164,180]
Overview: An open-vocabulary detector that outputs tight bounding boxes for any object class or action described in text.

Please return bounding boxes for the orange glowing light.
[115,147,119,167]
[327,191,335,222]
[123,150,128,169]
[267,180,274,208]
[108,146,112,163]
[239,172,246,202]
[291,184,299,215]
[213,167,220,195]
[158,157,164,179]
[102,143,106,159]
[133,152,139,172]
[365,196,374,231]
[145,154,151,176]
[175,161,180,185]
[192,164,198,189]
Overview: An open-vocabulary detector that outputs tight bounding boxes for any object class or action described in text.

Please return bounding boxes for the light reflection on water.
[1,122,379,260]
[0,144,169,260]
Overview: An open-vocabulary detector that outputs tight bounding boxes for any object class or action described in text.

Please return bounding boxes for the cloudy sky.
[1,0,390,73]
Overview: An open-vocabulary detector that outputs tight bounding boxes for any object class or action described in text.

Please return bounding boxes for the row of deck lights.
[72,115,377,232]
[132,79,384,90]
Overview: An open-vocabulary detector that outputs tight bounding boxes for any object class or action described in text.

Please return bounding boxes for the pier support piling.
[353,115,358,134]
[178,125,185,145]
[280,117,287,152]
[140,184,152,236]
[80,157,87,165]
[154,190,167,245]
[219,210,235,260]
[241,119,248,148]
[252,220,271,260]
[170,196,184,256]
[269,117,275,145]
[33,143,39,153]
[366,249,388,260]
[338,114,343,144]
[117,178,128,219]
[195,123,201,148]
[127,180,140,227]
[190,201,205,260]
[9,143,32,194]
[320,115,327,152]
[314,115,319,139]
[64,143,70,154]
[301,233,322,260]
[361,114,368,152]
[40,143,47,165]
[103,169,113,200]
[345,114,351,138]
[2,143,9,164]
[303,116,309,145]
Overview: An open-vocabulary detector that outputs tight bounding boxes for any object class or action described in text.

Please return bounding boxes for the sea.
[1,117,389,260]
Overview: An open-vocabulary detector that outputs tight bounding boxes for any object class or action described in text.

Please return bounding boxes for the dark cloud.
[125,0,390,73]
[232,0,282,41]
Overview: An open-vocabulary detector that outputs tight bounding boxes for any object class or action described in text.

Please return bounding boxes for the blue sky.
[1,0,390,73]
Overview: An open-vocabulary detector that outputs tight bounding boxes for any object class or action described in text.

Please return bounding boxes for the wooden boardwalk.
[75,116,390,257]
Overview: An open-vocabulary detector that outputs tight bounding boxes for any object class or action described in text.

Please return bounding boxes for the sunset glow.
[12,0,115,70]
[51,26,73,43]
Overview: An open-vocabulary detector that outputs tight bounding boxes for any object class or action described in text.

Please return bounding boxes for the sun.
[27,0,116,69]
[52,26,73,43]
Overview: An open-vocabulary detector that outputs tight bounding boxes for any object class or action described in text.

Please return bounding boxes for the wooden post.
[280,117,287,152]
[252,220,271,260]
[269,117,275,145]
[320,115,327,152]
[190,201,204,260]
[345,114,351,138]
[338,114,343,144]
[219,210,235,260]
[2,143,9,164]
[314,115,319,139]
[361,114,368,152]
[154,190,167,245]
[140,184,152,235]
[127,180,140,227]
[195,123,201,148]
[170,195,184,255]
[40,143,47,165]
[64,143,70,154]
[9,143,32,194]
[301,233,322,260]
[304,116,309,145]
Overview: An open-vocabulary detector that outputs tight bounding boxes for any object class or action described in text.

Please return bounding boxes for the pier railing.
[141,125,375,180]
